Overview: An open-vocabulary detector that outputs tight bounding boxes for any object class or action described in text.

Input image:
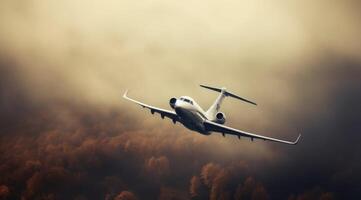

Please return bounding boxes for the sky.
[0,0,361,199]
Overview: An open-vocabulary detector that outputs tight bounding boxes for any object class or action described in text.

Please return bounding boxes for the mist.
[1,0,361,199]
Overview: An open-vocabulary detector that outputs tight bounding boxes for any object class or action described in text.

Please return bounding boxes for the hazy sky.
[0,0,361,199]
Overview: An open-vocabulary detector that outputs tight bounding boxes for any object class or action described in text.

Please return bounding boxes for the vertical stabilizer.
[200,84,257,120]
[205,87,227,119]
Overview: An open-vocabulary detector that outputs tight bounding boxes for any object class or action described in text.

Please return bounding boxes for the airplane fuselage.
[172,96,211,135]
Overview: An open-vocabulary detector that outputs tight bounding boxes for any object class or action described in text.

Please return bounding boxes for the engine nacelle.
[215,112,226,124]
[169,97,177,109]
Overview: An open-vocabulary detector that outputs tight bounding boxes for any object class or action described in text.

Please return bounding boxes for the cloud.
[191,162,269,200]
[144,156,170,178]
[1,52,360,199]
[158,187,188,200]
[200,163,222,188]
[0,0,361,199]
[0,185,10,199]
[113,191,138,200]
[234,177,269,200]
[288,187,335,200]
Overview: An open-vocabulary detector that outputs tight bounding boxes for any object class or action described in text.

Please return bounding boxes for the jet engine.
[169,97,177,109]
[215,112,226,124]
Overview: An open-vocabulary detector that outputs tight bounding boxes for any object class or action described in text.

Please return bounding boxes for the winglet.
[123,89,129,98]
[292,134,302,145]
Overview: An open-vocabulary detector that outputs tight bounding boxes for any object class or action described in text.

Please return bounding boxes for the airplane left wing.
[123,90,179,123]
[204,120,301,145]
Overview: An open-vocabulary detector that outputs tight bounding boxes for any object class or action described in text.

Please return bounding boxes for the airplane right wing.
[123,90,179,123]
[204,120,301,145]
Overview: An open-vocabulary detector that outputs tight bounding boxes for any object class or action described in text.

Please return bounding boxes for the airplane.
[123,84,301,145]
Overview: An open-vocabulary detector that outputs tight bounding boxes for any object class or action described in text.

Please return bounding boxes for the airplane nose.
[169,98,184,109]
[174,100,185,109]
[174,101,184,114]
[174,100,180,108]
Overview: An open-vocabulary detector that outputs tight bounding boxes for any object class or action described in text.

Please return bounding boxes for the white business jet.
[123,84,301,145]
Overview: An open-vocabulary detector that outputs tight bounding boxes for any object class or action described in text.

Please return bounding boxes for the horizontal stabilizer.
[200,84,257,106]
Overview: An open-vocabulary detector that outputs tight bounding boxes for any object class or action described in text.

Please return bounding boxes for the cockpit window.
[185,99,193,104]
[180,98,193,105]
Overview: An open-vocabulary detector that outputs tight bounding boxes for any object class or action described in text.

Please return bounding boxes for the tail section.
[200,84,257,106]
[200,84,257,119]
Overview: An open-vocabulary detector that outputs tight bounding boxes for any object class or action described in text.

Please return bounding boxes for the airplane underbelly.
[175,108,206,133]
